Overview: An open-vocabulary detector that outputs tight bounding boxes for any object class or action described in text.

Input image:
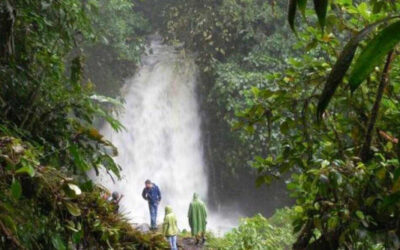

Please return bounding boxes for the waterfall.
[94,37,209,230]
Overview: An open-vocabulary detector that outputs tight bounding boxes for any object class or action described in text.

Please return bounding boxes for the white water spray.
[95,37,209,230]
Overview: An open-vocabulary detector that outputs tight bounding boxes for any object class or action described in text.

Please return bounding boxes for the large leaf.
[317,17,400,119]
[15,164,35,177]
[52,234,67,250]
[86,127,104,141]
[100,154,121,179]
[313,0,328,30]
[65,202,81,217]
[69,145,90,172]
[67,183,82,196]
[72,230,83,244]
[11,179,22,200]
[288,0,298,32]
[90,94,123,107]
[349,21,400,91]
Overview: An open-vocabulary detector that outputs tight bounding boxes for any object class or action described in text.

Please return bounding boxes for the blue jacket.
[142,184,161,205]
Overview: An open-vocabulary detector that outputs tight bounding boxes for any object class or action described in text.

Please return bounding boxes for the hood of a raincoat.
[188,193,207,236]
[163,205,178,236]
[165,205,173,215]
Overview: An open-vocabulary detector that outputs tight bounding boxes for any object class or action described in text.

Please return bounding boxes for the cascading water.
[94,36,210,230]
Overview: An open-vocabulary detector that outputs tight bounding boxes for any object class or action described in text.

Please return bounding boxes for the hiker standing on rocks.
[109,191,123,213]
[163,206,178,250]
[142,179,161,230]
[103,191,123,213]
[188,193,207,245]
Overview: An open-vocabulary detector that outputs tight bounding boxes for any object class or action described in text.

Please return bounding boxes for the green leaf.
[313,0,328,30]
[86,128,104,141]
[287,182,297,190]
[376,167,386,180]
[356,210,365,220]
[328,216,339,231]
[251,86,260,97]
[317,17,399,119]
[65,202,81,217]
[0,214,17,234]
[100,154,121,179]
[349,21,400,91]
[394,167,400,181]
[90,94,123,107]
[280,120,290,134]
[357,2,370,20]
[389,0,397,11]
[69,145,90,172]
[294,206,304,214]
[382,192,400,209]
[232,121,244,131]
[15,164,35,177]
[255,176,272,187]
[52,234,66,250]
[11,179,22,200]
[288,0,298,32]
[372,1,384,14]
[393,177,400,193]
[72,230,83,244]
[67,183,82,196]
[366,196,376,206]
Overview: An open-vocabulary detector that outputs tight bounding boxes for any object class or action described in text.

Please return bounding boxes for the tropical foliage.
[82,0,151,96]
[3,0,400,248]
[150,0,400,248]
[0,0,164,248]
[235,0,400,248]
[207,208,295,250]
[0,135,166,249]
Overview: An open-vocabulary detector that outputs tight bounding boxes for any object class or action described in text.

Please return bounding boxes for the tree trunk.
[0,1,15,59]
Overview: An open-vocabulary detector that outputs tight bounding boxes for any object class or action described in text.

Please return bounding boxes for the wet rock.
[134,223,151,233]
[179,237,204,250]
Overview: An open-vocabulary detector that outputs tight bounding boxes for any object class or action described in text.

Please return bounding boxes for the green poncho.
[188,193,207,236]
[163,206,178,236]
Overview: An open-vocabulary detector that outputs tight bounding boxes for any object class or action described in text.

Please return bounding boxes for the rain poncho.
[163,206,178,236]
[188,193,207,236]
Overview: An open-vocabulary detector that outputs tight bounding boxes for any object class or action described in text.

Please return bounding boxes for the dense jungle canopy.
[1,0,400,249]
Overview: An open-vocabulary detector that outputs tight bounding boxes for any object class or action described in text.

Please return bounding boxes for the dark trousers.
[148,202,158,228]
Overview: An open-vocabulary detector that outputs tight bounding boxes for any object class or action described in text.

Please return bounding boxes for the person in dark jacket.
[142,179,161,229]
[109,191,124,213]
[103,191,124,213]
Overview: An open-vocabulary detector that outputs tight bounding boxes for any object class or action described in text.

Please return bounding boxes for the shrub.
[207,208,295,250]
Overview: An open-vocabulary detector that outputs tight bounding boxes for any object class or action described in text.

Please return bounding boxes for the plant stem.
[359,50,395,162]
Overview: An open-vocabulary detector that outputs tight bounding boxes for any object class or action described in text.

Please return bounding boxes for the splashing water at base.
[94,37,232,231]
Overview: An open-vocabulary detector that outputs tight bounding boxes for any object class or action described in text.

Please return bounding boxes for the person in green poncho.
[188,193,207,245]
[163,206,178,250]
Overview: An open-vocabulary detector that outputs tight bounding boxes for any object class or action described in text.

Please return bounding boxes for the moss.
[0,136,167,249]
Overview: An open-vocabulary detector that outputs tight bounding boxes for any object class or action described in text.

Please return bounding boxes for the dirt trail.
[178,237,204,250]
[134,223,205,249]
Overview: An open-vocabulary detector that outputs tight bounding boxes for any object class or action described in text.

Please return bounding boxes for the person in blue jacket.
[142,179,162,230]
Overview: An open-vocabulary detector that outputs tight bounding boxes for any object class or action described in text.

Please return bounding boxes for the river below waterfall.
[94,36,236,233]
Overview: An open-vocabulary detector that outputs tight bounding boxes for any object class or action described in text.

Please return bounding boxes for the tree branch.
[0,220,24,249]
